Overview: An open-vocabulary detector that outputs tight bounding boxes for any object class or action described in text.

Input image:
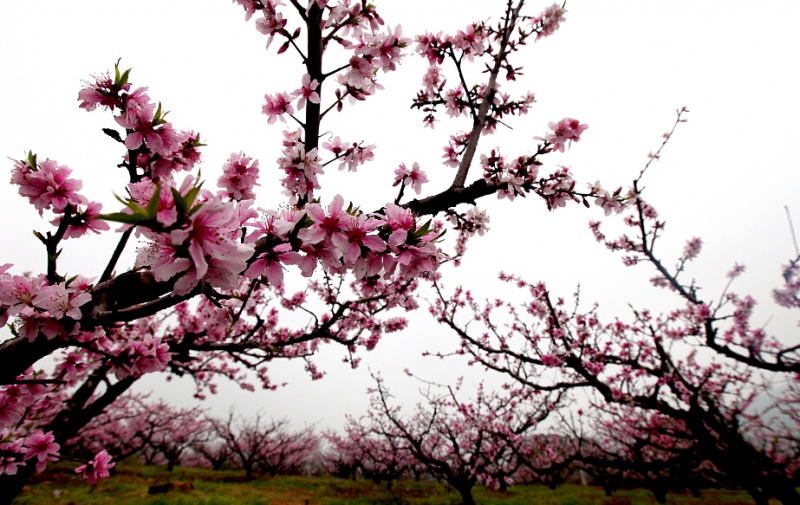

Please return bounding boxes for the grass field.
[11,461,768,505]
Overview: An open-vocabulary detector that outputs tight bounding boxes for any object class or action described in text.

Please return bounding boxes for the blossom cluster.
[416,22,488,68]
[537,118,589,153]
[774,260,800,309]
[248,0,410,121]
[393,162,428,195]
[133,182,256,296]
[412,3,562,131]
[78,67,203,181]
[75,451,115,484]
[322,136,376,173]
[442,131,470,167]
[530,4,566,40]
[444,207,489,263]
[111,168,442,299]
[217,152,260,201]
[586,182,797,375]
[0,269,92,340]
[10,156,109,240]
[246,195,440,285]
[276,129,324,203]
[0,368,63,476]
[335,25,410,100]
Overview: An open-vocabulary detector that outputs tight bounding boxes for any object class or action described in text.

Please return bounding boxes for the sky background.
[1,1,799,431]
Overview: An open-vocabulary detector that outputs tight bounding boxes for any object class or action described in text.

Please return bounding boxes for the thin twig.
[100,228,133,282]
[785,205,799,257]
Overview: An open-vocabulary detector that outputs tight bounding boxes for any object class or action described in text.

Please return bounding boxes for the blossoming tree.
[210,411,317,478]
[323,417,413,488]
[0,1,624,501]
[366,377,561,505]
[433,115,800,504]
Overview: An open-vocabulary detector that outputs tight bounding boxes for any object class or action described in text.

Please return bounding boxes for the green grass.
[12,460,767,505]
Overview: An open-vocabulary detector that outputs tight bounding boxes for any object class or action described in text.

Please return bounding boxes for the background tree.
[192,438,233,471]
[366,376,560,505]
[433,116,800,504]
[211,411,317,478]
[320,429,362,480]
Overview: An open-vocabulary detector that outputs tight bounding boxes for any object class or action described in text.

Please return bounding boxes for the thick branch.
[405,178,502,217]
[304,4,323,155]
[0,335,67,385]
[451,1,523,189]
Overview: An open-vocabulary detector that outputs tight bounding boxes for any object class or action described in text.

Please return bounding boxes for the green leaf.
[118,68,131,88]
[413,219,432,238]
[299,213,314,229]
[125,200,147,216]
[171,182,203,218]
[26,151,37,171]
[345,201,362,216]
[182,183,203,210]
[152,102,169,125]
[112,192,147,216]
[190,134,206,148]
[145,183,162,219]
[171,187,189,215]
[98,212,144,225]
[187,203,204,217]
[113,193,128,206]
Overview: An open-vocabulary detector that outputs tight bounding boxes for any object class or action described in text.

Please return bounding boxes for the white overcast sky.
[1,1,799,430]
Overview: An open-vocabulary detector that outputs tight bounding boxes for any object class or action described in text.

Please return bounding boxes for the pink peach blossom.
[75,450,115,484]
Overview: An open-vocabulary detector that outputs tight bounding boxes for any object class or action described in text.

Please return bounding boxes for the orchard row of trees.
[0,1,798,504]
[68,395,318,478]
[62,383,798,505]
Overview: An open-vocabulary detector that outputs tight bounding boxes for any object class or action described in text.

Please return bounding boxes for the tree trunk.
[772,482,800,505]
[454,485,476,505]
[143,448,158,465]
[0,463,36,505]
[746,488,770,505]
[2,371,136,503]
[650,486,667,504]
